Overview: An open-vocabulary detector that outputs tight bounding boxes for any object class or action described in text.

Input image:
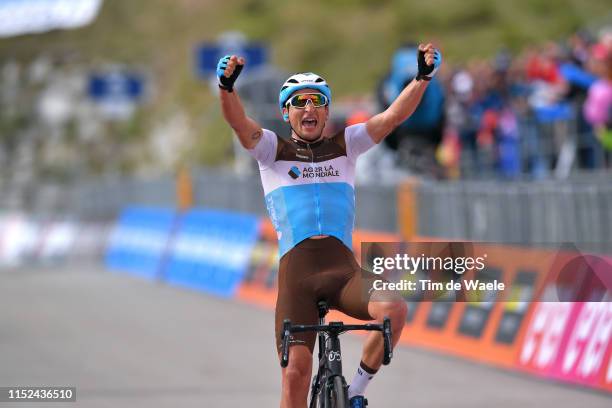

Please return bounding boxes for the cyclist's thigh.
[275,247,318,355]
[335,248,400,320]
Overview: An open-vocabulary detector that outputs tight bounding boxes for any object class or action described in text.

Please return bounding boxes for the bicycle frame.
[312,302,343,407]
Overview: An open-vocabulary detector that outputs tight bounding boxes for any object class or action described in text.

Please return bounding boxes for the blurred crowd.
[3,25,611,187]
[370,28,612,180]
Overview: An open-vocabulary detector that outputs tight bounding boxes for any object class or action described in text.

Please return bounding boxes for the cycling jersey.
[248,123,376,257]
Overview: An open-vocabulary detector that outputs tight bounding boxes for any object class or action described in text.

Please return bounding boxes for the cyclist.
[217,43,441,408]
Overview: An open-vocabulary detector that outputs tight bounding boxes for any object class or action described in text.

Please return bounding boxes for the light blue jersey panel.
[265,182,355,257]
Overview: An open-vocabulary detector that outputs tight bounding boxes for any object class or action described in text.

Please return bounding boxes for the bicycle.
[280,300,393,408]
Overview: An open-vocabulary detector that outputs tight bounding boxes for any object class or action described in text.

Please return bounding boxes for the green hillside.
[0,0,609,168]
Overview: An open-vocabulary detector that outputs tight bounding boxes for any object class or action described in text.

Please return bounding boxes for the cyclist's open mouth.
[301,118,318,131]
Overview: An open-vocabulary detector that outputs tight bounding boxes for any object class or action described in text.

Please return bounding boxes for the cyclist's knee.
[370,299,407,324]
[385,300,407,326]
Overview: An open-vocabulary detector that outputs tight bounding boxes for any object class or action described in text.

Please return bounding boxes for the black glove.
[416,49,441,81]
[217,55,244,92]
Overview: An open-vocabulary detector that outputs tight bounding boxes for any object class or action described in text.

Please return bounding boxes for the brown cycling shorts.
[275,236,391,354]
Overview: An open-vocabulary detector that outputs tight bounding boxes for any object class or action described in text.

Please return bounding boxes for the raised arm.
[366,43,442,143]
[217,55,264,149]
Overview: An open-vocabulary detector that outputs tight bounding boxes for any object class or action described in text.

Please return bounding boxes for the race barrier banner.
[0,213,112,268]
[103,208,611,393]
[105,206,259,297]
[69,222,113,262]
[164,209,259,298]
[37,220,78,263]
[0,213,42,267]
[519,301,612,390]
[517,253,612,391]
[236,219,279,308]
[105,206,177,279]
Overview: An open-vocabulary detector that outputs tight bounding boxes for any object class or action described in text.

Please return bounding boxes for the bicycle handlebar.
[289,322,384,334]
[279,319,394,367]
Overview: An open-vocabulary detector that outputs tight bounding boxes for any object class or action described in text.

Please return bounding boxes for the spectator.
[558,37,599,169]
[371,30,611,179]
[377,44,446,176]
[584,39,612,165]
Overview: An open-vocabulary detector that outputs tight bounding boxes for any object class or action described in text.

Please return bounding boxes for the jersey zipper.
[307,143,322,234]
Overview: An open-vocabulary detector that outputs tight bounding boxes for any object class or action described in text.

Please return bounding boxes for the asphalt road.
[1,264,610,407]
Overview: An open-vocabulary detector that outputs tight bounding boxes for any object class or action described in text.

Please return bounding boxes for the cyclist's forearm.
[220,88,247,126]
[387,78,428,126]
[219,89,262,148]
[366,79,429,143]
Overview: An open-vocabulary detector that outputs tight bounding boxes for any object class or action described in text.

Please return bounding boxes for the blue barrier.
[105,206,177,279]
[164,209,260,297]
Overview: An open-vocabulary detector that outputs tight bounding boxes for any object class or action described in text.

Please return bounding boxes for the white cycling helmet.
[279,72,332,121]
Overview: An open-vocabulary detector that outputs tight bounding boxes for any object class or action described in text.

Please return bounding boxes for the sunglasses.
[286,93,329,109]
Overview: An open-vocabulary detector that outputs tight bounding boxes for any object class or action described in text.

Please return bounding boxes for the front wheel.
[328,375,349,408]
